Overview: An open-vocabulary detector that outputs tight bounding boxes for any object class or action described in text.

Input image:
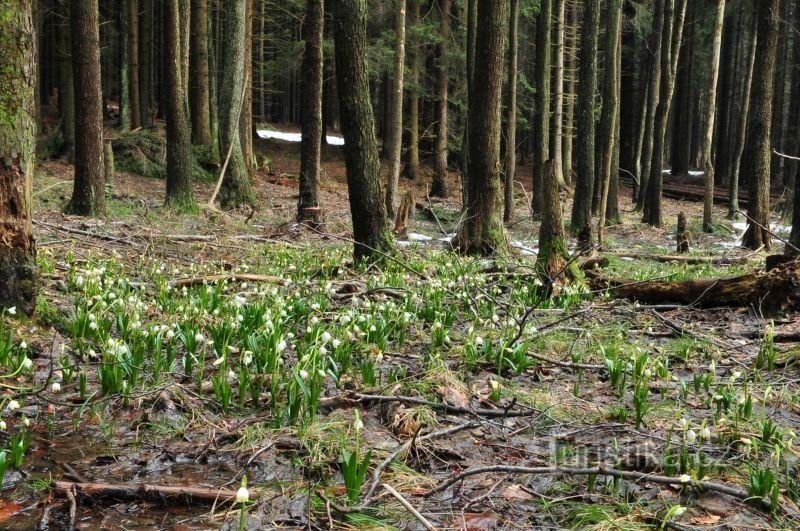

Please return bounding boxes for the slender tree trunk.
[165,0,194,207]
[190,0,213,146]
[140,0,154,127]
[562,0,576,185]
[208,4,220,158]
[597,0,622,245]
[218,0,254,207]
[385,0,406,218]
[532,0,552,216]
[742,0,782,250]
[129,0,141,129]
[68,0,105,217]
[402,0,421,181]
[0,0,38,314]
[333,0,394,263]
[670,0,694,176]
[431,0,450,198]
[551,0,566,190]
[503,0,519,222]
[729,19,757,220]
[461,0,477,201]
[56,0,75,156]
[456,0,509,255]
[120,1,131,131]
[240,0,254,171]
[570,0,599,234]
[298,0,325,222]
[635,0,665,212]
[701,0,726,233]
[644,0,688,227]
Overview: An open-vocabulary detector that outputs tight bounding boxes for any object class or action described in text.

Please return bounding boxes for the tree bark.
[402,0,421,181]
[701,0,726,233]
[120,1,131,131]
[0,0,38,314]
[431,0,450,198]
[129,0,141,130]
[334,0,394,263]
[239,0,255,171]
[298,0,325,222]
[68,0,105,217]
[190,0,213,146]
[532,0,552,216]
[461,0,477,202]
[455,0,509,255]
[742,0,782,250]
[503,0,519,223]
[165,0,194,207]
[570,0,599,234]
[140,0,154,127]
[218,0,254,207]
[56,0,75,156]
[385,0,407,218]
[551,0,566,190]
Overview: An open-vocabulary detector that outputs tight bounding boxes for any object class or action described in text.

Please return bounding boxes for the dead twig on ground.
[170,274,287,288]
[383,483,438,531]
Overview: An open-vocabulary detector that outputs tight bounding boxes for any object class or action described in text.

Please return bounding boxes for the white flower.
[51,382,61,393]
[685,430,697,444]
[21,358,32,370]
[490,380,500,391]
[7,306,16,315]
[475,336,484,346]
[299,369,309,380]
[321,332,332,343]
[354,411,364,432]
[236,486,250,504]
[213,356,226,367]
[0,421,5,430]
[678,418,689,430]
[227,370,236,380]
[19,341,27,349]
[673,506,687,516]
[22,417,30,427]
[194,333,205,343]
[165,329,175,340]
[679,474,691,483]
[242,352,253,366]
[277,340,287,352]
[7,400,20,411]
[700,427,711,440]
[332,339,341,349]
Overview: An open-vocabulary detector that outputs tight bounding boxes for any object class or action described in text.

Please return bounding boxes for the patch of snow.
[406,232,432,242]
[511,241,538,256]
[688,170,704,177]
[257,129,345,146]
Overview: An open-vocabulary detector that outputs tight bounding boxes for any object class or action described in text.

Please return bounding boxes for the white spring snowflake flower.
[21,358,32,370]
[299,369,309,380]
[679,474,692,483]
[236,485,250,504]
[51,382,62,393]
[321,332,332,343]
[7,400,20,411]
[7,306,16,315]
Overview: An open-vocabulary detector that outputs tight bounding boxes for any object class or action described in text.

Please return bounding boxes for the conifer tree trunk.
[742,0,782,250]
[431,0,450,198]
[140,0,154,127]
[0,0,38,314]
[190,0,213,146]
[56,0,75,156]
[456,0,509,255]
[165,0,194,207]
[68,0,105,217]
[218,0,254,207]
[532,0,551,216]
[701,0,726,233]
[402,0,421,180]
[240,0,255,171]
[129,0,141,130]
[461,0,477,205]
[570,0,599,234]
[120,2,131,131]
[670,0,694,176]
[298,0,324,222]
[334,0,394,263]
[385,0,406,218]
[562,0,576,185]
[728,17,757,220]
[551,0,566,190]
[503,0,519,222]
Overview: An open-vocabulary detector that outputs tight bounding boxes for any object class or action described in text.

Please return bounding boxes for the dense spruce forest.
[2,0,800,529]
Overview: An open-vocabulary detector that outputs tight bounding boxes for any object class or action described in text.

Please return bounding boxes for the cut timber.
[587,261,800,313]
[54,480,250,504]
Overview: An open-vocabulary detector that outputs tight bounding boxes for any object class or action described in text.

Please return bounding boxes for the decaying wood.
[53,480,251,504]
[676,211,689,253]
[604,251,750,265]
[392,190,415,236]
[588,261,800,313]
[170,273,287,288]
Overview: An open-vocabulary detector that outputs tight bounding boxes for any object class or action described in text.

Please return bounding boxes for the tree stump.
[392,191,415,237]
[676,212,690,254]
[298,206,323,229]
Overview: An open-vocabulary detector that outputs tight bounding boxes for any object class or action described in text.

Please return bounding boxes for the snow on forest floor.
[257,127,345,146]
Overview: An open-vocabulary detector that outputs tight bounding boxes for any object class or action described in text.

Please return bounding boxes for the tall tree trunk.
[461,0,477,201]
[190,0,213,146]
[503,0,519,222]
[402,0,421,180]
[701,0,726,233]
[140,0,154,127]
[431,0,450,198]
[129,0,141,130]
[68,0,105,217]
[635,0,665,212]
[120,1,131,131]
[729,17,757,220]
[551,0,566,190]
[562,0,576,185]
[218,0,254,207]
[532,0,552,216]
[333,0,394,263]
[0,0,38,314]
[208,4,220,158]
[298,0,325,222]
[597,0,622,244]
[56,0,75,156]
[165,0,194,207]
[670,0,694,176]
[570,0,599,234]
[240,0,254,171]
[644,0,688,227]
[742,0,782,250]
[385,0,406,218]
[456,0,509,255]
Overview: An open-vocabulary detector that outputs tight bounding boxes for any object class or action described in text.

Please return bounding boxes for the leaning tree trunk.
[742,0,782,250]
[190,0,213,147]
[402,0,421,181]
[218,0,254,208]
[431,0,450,198]
[701,0,726,233]
[570,0,599,234]
[68,0,105,217]
[334,0,394,263]
[0,0,38,314]
[532,0,551,216]
[165,0,194,208]
[298,0,325,223]
[455,0,509,255]
[503,0,520,223]
[385,0,406,218]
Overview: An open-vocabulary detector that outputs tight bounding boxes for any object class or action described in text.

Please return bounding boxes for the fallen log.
[604,252,751,265]
[53,480,249,504]
[587,261,800,313]
[170,273,287,288]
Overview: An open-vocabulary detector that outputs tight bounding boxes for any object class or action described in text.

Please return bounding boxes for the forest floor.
[1,132,799,530]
